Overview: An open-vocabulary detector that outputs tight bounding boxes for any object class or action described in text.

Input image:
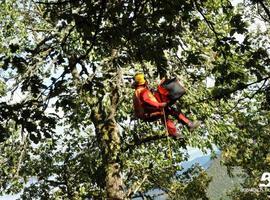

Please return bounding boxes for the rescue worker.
[133,72,200,138]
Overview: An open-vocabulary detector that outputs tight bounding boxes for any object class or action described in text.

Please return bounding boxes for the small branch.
[193,0,219,37]
[35,1,71,5]
[219,79,268,115]
[257,0,270,21]
[26,27,55,32]
[77,0,107,61]
[61,25,76,47]
[39,70,67,110]
[127,174,148,197]
[174,53,190,75]
[193,0,227,60]
[25,35,55,55]
[64,0,107,91]
[45,179,66,187]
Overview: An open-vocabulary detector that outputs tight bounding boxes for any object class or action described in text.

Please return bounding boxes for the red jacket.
[133,86,164,119]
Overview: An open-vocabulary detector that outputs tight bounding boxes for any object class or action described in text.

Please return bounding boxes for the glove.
[159,102,167,108]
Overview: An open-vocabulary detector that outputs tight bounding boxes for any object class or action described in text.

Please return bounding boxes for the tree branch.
[35,1,71,5]
[15,129,29,178]
[218,78,268,115]
[77,0,107,61]
[257,0,270,21]
[187,75,270,106]
[127,174,148,197]
[124,134,167,151]
[193,0,227,61]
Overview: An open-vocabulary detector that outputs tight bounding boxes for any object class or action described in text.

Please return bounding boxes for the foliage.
[0,0,269,199]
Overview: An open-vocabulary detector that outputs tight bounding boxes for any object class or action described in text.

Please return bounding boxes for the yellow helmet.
[134,73,146,85]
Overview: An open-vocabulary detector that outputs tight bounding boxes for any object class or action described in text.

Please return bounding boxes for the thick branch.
[35,1,71,5]
[124,134,167,151]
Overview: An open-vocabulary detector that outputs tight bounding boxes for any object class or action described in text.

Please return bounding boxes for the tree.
[0,0,214,199]
[0,0,269,199]
[213,1,270,199]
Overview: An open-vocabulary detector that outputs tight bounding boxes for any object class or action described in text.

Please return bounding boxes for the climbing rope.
[162,108,172,160]
[133,110,173,160]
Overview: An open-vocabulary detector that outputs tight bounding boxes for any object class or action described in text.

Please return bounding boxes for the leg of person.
[144,110,178,137]
[166,107,200,131]
[165,119,177,136]
[165,106,190,124]
[164,119,183,139]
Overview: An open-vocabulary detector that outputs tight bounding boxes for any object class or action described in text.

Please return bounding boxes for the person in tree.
[133,72,200,138]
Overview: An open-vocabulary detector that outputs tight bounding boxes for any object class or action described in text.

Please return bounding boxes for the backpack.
[156,77,186,104]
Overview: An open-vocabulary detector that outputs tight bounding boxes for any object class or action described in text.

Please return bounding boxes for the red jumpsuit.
[133,85,190,137]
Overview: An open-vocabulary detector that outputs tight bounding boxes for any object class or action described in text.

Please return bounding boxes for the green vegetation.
[0,0,269,199]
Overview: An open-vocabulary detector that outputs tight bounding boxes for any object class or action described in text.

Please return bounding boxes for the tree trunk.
[90,49,124,199]
[92,114,124,199]
[104,120,124,199]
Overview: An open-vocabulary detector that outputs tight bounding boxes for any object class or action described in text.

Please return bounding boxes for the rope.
[162,108,172,160]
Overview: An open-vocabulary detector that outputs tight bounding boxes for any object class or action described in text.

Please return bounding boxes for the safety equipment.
[133,87,163,120]
[133,87,147,119]
[134,73,146,86]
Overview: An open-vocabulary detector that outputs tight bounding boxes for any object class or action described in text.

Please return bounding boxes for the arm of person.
[141,89,166,109]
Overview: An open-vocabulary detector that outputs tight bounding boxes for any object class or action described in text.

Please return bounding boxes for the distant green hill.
[133,154,244,200]
[206,155,244,200]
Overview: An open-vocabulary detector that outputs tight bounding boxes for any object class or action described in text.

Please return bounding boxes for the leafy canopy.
[0,0,269,199]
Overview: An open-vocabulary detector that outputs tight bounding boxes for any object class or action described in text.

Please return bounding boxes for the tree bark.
[92,97,124,200]
[104,121,124,199]
[93,111,124,199]
[91,50,124,199]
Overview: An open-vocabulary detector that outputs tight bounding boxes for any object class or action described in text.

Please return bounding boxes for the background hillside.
[207,156,244,200]
[134,153,244,200]
[181,153,244,200]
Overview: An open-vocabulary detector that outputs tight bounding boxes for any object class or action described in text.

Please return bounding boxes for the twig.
[26,27,55,32]
[35,1,71,5]
[193,0,227,61]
